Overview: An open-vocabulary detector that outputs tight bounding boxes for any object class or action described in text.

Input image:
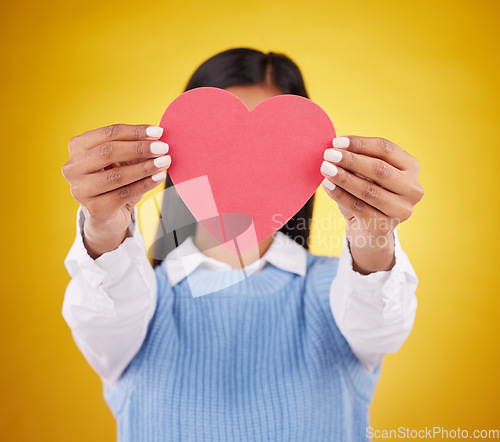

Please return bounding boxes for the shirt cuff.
[340,228,416,289]
[64,206,147,289]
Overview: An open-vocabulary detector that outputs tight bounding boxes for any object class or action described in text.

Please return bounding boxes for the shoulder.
[302,251,339,322]
[153,261,174,295]
[302,252,340,333]
[305,251,340,287]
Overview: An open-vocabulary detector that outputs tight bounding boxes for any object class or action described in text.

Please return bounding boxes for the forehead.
[224,83,283,111]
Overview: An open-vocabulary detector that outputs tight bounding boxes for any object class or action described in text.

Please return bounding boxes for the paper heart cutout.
[159,87,335,255]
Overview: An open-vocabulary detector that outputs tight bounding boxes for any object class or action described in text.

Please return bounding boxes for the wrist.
[83,217,131,260]
[346,230,396,275]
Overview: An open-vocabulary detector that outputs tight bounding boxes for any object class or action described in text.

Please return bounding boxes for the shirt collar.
[164,231,307,287]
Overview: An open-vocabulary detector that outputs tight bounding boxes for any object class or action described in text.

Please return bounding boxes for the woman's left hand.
[320,135,424,274]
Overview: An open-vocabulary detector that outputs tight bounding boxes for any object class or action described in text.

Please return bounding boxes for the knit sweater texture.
[104,252,381,441]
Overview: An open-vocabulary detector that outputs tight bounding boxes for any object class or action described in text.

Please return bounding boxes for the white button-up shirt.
[62,207,418,388]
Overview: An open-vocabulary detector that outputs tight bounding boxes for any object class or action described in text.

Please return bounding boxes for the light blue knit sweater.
[104,252,381,441]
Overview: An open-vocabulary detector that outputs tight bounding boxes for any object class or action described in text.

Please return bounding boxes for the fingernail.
[151,141,169,155]
[321,161,338,177]
[151,171,167,181]
[153,155,171,168]
[332,136,350,148]
[322,178,336,191]
[324,148,342,163]
[146,126,164,138]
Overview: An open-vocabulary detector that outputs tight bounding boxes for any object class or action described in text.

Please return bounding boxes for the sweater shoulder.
[303,252,342,340]
[305,252,340,289]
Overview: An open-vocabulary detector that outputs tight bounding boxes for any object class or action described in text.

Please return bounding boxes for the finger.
[77,155,171,197]
[321,178,395,235]
[320,161,412,220]
[68,124,164,153]
[76,140,169,173]
[323,148,407,194]
[85,172,167,220]
[333,136,419,172]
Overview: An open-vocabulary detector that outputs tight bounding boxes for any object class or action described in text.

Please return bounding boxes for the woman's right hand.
[62,124,171,259]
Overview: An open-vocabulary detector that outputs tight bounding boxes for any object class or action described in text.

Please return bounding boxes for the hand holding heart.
[62,87,423,269]
[321,135,424,273]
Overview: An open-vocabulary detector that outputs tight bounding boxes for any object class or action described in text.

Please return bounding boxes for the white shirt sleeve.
[61,206,157,388]
[329,229,418,373]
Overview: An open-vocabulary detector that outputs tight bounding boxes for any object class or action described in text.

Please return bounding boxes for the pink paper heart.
[159,87,335,255]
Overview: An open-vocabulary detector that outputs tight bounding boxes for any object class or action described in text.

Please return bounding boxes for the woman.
[62,48,423,441]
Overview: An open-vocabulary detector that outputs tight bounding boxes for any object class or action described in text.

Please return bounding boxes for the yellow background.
[1,0,499,440]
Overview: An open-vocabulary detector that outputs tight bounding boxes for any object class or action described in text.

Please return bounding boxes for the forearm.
[63,271,156,387]
[62,206,157,387]
[330,229,419,373]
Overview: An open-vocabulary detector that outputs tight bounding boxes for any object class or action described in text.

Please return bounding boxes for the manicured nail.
[146,126,164,138]
[153,155,171,168]
[151,171,167,181]
[324,148,342,163]
[322,178,336,191]
[321,161,338,177]
[332,136,350,148]
[150,141,169,155]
